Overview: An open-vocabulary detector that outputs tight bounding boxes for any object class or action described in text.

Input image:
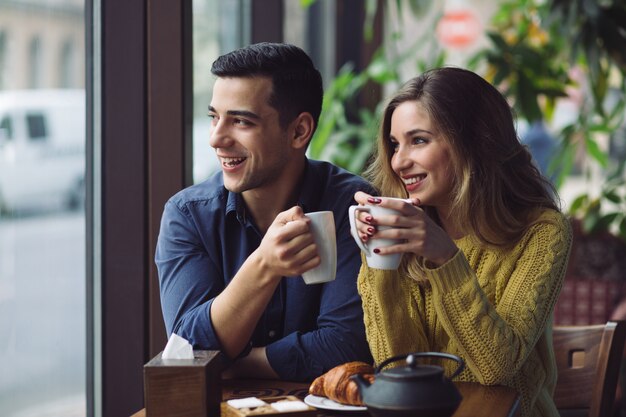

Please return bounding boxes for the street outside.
[0,210,85,417]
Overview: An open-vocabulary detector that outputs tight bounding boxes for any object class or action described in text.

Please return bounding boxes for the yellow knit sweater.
[357,209,572,417]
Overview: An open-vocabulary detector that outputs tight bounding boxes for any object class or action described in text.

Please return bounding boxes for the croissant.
[309,361,375,406]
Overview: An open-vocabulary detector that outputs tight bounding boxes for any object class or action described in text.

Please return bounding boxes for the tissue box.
[144,350,224,417]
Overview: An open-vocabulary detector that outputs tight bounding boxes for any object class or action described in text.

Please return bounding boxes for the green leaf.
[299,0,317,8]
[603,189,621,204]
[569,194,589,214]
[620,217,626,242]
[594,212,620,233]
[584,136,609,168]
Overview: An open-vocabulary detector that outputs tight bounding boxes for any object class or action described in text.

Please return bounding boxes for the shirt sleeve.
[425,214,572,385]
[265,202,373,381]
[155,200,224,350]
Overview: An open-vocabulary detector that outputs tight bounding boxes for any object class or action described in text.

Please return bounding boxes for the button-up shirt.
[155,159,374,381]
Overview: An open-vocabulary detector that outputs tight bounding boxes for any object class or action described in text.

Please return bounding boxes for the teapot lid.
[378,354,443,380]
[376,352,465,381]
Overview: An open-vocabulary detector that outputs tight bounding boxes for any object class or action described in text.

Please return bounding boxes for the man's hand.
[211,206,322,360]
[253,206,321,278]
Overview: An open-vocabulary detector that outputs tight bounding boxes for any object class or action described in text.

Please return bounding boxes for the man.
[155,43,373,381]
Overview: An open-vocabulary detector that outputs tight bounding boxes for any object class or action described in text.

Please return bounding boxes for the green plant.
[306,1,442,174]
[569,161,626,241]
[473,0,626,240]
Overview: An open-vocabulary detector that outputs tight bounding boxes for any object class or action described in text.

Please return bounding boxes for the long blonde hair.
[364,68,559,274]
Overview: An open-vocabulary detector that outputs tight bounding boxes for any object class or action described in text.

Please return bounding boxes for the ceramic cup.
[301,211,337,285]
[348,198,406,270]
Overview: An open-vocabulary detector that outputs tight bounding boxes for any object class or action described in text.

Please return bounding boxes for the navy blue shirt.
[155,159,374,381]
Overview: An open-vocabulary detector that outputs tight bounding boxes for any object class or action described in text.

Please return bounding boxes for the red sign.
[436,9,482,49]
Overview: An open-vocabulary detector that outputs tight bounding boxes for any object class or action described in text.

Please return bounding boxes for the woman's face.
[389,100,455,210]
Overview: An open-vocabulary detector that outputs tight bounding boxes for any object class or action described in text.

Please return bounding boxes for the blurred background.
[0,0,624,416]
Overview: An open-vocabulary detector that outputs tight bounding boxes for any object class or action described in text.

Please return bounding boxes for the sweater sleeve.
[357,254,430,366]
[425,212,572,385]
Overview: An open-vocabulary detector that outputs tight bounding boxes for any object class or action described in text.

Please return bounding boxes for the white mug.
[301,211,337,285]
[348,199,405,270]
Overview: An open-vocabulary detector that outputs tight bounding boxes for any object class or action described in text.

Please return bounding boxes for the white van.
[0,89,85,214]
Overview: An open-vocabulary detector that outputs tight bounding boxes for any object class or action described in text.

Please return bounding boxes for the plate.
[303,394,367,412]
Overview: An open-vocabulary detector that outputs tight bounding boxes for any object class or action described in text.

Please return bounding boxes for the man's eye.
[234,119,252,126]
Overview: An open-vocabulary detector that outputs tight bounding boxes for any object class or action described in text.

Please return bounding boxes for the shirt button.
[268,330,276,338]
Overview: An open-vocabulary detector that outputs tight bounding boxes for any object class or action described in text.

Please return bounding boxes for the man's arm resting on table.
[222,347,279,379]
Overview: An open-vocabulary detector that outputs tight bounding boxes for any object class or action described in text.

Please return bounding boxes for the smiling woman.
[352,67,572,417]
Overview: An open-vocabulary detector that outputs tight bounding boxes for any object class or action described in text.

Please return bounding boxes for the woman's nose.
[391,146,412,172]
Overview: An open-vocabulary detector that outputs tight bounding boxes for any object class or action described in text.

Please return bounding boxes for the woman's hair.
[364,67,559,249]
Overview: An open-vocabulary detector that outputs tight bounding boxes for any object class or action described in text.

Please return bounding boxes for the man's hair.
[211,43,323,131]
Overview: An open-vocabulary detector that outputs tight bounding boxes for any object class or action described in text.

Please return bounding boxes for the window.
[0,2,86,416]
[26,113,47,140]
[0,115,12,140]
[60,39,76,88]
[28,36,43,89]
[0,31,6,90]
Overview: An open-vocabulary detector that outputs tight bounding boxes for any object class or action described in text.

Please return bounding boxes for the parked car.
[0,89,85,215]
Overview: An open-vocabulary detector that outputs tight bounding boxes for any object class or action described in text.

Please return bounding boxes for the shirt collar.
[224,158,322,225]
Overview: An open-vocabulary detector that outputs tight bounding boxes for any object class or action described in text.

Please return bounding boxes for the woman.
[353,67,572,417]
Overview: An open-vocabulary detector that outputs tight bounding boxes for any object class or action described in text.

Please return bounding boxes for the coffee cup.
[348,199,406,270]
[301,211,337,285]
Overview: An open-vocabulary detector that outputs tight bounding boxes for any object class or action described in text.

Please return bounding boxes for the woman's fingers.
[354,191,374,205]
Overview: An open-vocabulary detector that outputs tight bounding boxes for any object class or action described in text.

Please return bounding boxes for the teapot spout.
[350,374,371,397]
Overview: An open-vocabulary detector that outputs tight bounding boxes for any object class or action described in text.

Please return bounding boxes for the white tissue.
[271,400,309,412]
[227,397,267,409]
[162,333,194,359]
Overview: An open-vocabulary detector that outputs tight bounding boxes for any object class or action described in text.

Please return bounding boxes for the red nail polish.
[365,216,373,223]
[373,248,380,254]
[367,227,375,234]
[367,197,381,204]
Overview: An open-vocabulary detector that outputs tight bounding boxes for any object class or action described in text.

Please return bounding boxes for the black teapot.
[351,352,465,417]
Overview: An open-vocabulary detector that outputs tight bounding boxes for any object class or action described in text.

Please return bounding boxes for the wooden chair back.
[553,321,626,417]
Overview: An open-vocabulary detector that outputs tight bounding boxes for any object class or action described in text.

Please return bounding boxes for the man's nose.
[209,120,230,148]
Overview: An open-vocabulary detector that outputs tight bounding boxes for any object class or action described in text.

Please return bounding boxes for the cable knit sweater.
[357,209,572,417]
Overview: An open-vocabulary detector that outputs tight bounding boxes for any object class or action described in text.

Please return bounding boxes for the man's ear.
[290,112,315,150]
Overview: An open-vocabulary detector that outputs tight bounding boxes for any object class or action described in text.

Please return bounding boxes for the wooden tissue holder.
[144,350,224,417]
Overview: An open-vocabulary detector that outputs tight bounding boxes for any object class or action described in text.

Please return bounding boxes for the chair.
[553,321,626,417]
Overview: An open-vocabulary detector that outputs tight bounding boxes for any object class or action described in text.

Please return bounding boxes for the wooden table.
[132,378,519,417]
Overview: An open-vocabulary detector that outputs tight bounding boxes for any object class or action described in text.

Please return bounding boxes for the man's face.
[208,76,292,194]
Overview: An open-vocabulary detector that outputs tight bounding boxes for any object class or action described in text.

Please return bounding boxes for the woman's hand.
[353,191,458,267]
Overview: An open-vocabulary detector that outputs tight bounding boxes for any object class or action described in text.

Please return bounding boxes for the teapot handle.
[376,352,465,379]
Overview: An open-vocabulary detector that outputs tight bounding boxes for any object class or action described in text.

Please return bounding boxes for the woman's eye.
[390,142,399,152]
[412,136,427,145]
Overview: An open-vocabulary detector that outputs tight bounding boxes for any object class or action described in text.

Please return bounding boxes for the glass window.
[0,31,6,90]
[191,0,245,184]
[60,39,76,88]
[28,36,43,89]
[191,0,335,184]
[0,115,12,140]
[0,1,86,416]
[26,113,47,140]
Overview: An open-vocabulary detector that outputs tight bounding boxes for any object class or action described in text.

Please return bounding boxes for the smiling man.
[155,43,374,381]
